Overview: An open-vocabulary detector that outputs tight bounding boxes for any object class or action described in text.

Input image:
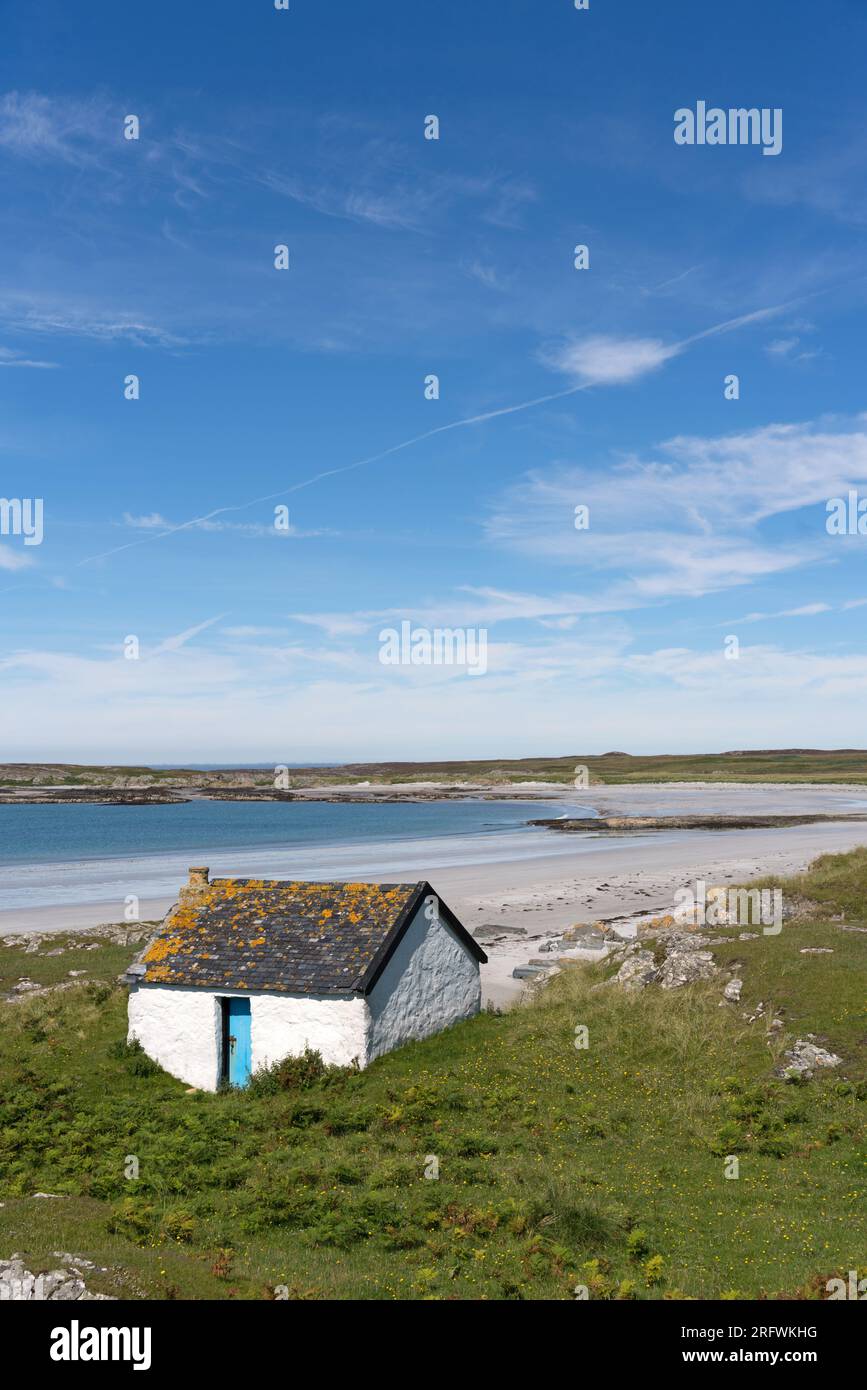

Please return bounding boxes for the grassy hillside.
[332,750,867,785]
[5,748,867,787]
[0,852,865,1300]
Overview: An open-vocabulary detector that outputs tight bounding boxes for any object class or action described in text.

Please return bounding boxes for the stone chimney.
[179,866,210,906]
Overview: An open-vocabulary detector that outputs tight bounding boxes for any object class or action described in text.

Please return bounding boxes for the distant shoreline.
[6,771,867,806]
[5,748,867,797]
[0,783,558,806]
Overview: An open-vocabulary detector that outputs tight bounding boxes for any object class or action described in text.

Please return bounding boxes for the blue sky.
[3,0,867,762]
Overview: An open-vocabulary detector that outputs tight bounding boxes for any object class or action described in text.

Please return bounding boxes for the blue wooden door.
[227,998,251,1087]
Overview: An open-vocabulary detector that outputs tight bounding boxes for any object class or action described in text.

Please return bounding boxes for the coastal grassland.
[0,937,141,994]
[0,855,864,1301]
[330,750,867,786]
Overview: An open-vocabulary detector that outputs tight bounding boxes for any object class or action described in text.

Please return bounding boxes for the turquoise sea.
[0,798,588,911]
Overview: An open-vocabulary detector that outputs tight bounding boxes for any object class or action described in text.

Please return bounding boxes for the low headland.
[5,747,867,802]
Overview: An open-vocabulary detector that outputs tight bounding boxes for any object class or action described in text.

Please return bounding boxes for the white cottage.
[126,868,486,1090]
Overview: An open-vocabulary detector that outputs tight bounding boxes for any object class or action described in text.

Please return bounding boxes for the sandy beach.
[3,781,867,1008]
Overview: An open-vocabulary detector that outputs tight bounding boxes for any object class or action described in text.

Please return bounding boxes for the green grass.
[329,749,867,785]
[0,854,865,1300]
[0,936,145,994]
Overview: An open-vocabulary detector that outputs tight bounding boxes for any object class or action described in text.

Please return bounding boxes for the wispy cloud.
[0,91,108,165]
[485,416,867,603]
[766,337,801,358]
[0,297,183,347]
[0,546,34,572]
[258,160,536,234]
[728,602,833,625]
[0,345,57,368]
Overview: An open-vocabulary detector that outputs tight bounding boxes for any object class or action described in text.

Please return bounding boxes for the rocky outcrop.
[611,950,660,990]
[0,1254,115,1301]
[598,928,723,993]
[658,949,718,990]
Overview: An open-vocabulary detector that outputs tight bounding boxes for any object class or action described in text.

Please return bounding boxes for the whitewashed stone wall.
[251,993,369,1071]
[366,901,482,1061]
[128,985,368,1088]
[128,985,222,1091]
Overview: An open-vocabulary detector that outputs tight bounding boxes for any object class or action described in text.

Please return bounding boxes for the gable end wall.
[366,901,482,1062]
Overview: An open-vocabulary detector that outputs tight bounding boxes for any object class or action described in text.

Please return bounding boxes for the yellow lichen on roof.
[142,932,188,964]
[138,877,422,990]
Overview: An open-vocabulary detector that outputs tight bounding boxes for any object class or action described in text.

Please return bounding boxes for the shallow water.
[0,799,591,909]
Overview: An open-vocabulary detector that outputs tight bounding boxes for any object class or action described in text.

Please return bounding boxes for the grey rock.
[473,924,527,943]
[723,978,743,1002]
[45,1276,85,1301]
[774,1038,843,1081]
[0,1255,114,1302]
[658,949,718,990]
[612,950,659,990]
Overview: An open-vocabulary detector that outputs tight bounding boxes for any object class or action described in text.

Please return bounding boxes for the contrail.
[77,301,788,568]
[77,381,592,566]
[677,303,786,349]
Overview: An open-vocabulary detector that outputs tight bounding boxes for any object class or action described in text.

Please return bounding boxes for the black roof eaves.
[138,977,361,998]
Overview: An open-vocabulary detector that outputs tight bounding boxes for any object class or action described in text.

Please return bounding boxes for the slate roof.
[138,878,486,995]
